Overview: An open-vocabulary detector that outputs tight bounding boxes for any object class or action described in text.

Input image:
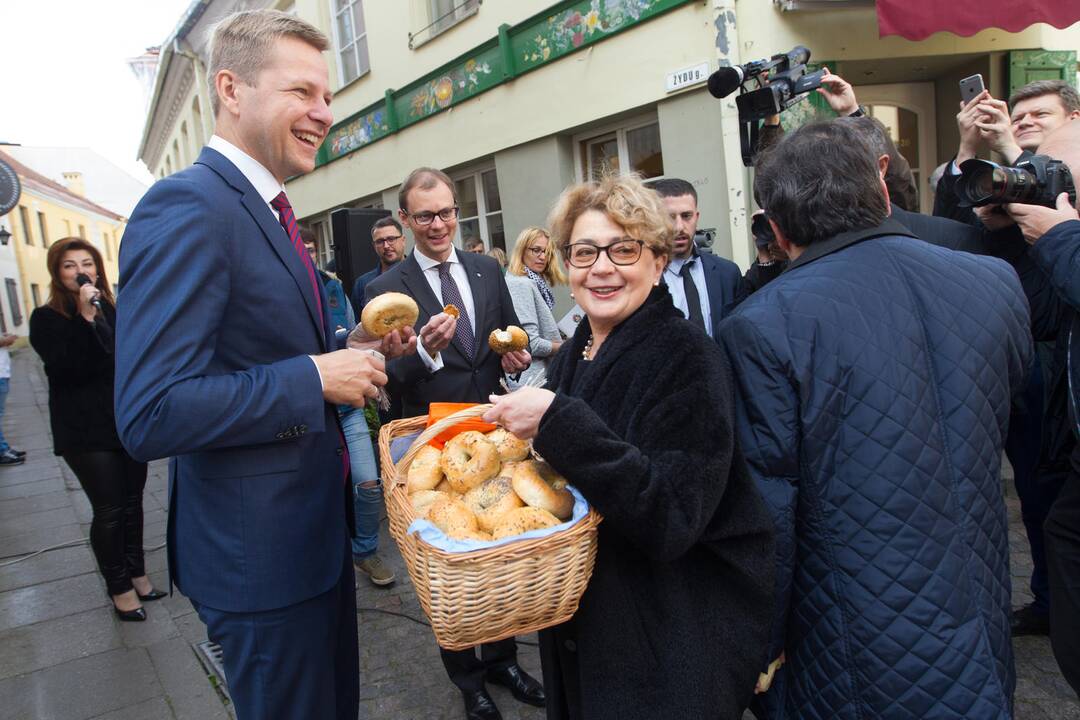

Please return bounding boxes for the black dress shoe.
[114,606,147,622]
[137,589,168,601]
[462,690,501,720]
[486,664,546,708]
[9,449,25,458]
[1011,603,1050,637]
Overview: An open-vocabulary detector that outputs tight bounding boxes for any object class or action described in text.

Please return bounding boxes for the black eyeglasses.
[373,235,403,246]
[405,206,459,226]
[563,239,645,268]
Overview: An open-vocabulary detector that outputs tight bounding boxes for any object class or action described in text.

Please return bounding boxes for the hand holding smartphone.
[959,74,985,105]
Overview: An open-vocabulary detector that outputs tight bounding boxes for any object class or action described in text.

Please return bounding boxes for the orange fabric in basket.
[425,402,496,449]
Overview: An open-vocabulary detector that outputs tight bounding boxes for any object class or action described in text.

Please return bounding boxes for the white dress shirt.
[663,253,713,337]
[412,246,477,372]
[207,136,327,387]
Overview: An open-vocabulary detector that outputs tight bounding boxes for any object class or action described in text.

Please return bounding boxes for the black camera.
[751,213,776,251]
[956,155,1076,208]
[707,45,826,166]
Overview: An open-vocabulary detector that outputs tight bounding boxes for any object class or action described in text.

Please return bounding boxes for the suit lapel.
[700,254,724,333]
[197,148,327,352]
[398,254,443,320]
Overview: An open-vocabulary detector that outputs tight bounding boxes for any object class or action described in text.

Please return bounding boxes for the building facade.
[0,149,127,336]
[139,0,1080,315]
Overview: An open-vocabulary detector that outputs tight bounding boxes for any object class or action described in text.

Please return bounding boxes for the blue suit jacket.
[115,147,349,613]
[699,252,744,338]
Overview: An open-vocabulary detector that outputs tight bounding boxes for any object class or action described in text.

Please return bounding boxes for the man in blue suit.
[649,178,743,338]
[114,11,411,720]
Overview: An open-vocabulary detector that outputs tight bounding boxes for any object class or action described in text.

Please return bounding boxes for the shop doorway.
[856,82,937,213]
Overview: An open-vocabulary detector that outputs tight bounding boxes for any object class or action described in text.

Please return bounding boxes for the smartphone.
[959,74,985,105]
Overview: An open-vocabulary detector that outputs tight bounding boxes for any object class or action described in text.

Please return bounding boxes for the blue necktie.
[438,262,475,359]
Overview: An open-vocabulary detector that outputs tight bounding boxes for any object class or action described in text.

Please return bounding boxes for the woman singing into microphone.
[29,238,163,621]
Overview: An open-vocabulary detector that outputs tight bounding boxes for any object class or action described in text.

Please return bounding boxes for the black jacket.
[365,251,520,418]
[29,303,121,455]
[532,288,774,720]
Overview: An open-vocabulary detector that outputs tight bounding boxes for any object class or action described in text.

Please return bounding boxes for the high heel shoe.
[114,605,147,622]
[137,589,168,601]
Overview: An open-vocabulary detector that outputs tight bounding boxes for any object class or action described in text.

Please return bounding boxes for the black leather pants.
[64,450,149,596]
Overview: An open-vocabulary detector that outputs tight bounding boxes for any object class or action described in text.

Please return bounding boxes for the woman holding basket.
[484,174,774,719]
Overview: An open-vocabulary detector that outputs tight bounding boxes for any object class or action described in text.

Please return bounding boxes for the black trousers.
[64,449,149,596]
[440,639,518,693]
[1046,468,1080,696]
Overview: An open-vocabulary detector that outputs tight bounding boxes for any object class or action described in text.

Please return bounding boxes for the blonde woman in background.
[506,227,566,385]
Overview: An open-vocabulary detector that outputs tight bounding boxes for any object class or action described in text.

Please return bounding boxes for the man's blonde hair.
[548,175,674,263]
[207,10,328,117]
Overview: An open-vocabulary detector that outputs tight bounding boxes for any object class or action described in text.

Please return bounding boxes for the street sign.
[0,159,20,216]
[666,62,709,93]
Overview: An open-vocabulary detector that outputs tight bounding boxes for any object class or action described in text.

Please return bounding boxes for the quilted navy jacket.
[719,219,1033,719]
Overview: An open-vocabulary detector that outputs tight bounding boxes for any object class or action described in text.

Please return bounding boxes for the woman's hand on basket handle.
[483,388,555,440]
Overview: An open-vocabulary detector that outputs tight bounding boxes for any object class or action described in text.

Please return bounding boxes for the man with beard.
[648,178,742,338]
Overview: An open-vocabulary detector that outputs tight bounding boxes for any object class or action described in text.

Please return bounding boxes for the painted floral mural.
[407,57,494,119]
[328,109,390,157]
[519,0,663,66]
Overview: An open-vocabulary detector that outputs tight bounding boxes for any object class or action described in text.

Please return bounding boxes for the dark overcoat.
[532,287,775,720]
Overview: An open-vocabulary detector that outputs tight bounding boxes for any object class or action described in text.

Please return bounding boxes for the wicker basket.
[378,404,601,650]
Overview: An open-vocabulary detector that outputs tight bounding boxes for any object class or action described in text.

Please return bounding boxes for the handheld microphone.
[708,65,745,99]
[76,273,103,311]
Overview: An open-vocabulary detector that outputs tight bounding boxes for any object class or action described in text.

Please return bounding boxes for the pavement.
[0,347,1076,719]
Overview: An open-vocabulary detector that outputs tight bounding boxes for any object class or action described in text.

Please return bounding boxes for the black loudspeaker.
[331,207,391,294]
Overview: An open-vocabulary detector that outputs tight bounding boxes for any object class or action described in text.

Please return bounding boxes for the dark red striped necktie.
[270,191,324,333]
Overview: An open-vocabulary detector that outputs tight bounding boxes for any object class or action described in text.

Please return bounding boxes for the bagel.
[410,490,449,518]
[434,478,454,495]
[512,461,575,521]
[426,496,480,539]
[454,528,493,542]
[407,445,444,493]
[441,431,501,494]
[485,428,531,462]
[488,325,528,354]
[464,477,526,532]
[491,507,562,540]
[497,461,520,480]
[361,292,419,338]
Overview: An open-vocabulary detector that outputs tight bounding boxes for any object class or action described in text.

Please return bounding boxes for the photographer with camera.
[936,80,1080,224]
[976,119,1080,696]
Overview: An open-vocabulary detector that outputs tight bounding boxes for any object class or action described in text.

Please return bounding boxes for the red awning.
[877,0,1080,40]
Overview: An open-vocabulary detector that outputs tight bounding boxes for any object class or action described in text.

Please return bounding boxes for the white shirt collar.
[208,135,285,205]
[413,245,461,272]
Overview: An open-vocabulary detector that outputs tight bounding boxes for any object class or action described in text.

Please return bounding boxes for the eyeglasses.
[564,239,645,268]
[405,206,459,226]
[373,235,403,246]
[526,246,547,256]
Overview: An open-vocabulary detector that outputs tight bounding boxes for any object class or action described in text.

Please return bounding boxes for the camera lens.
[957,160,1037,207]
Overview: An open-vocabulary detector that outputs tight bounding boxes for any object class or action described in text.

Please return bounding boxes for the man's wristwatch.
[848,106,866,118]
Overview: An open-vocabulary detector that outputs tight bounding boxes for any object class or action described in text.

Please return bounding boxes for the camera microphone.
[76,273,103,311]
[708,65,745,99]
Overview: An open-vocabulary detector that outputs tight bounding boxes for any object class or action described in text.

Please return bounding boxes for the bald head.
[1037,119,1080,201]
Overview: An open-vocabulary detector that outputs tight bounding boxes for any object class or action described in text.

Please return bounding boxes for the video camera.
[708,45,826,166]
[955,155,1076,209]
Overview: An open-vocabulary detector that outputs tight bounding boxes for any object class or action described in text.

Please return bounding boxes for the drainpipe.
[713,0,753,270]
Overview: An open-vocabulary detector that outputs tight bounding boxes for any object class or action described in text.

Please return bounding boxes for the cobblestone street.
[0,347,1077,718]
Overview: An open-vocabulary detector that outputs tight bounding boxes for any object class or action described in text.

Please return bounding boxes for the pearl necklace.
[582,334,594,361]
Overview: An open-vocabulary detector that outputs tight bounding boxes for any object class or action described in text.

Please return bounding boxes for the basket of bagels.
[378,403,602,651]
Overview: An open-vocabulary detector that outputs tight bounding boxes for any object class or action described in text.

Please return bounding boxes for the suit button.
[564,639,576,653]
[336,447,344,456]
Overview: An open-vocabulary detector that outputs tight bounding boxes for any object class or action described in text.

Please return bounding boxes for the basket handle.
[393,403,494,489]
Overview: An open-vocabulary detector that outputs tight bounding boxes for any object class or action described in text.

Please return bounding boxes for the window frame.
[5,279,21,327]
[452,165,504,252]
[18,206,32,246]
[410,0,480,49]
[329,0,371,88]
[37,212,48,247]
[573,114,665,183]
[30,283,41,309]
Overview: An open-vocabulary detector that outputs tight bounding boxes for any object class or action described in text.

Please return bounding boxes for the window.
[78,225,86,240]
[30,284,41,308]
[410,0,479,47]
[0,292,6,333]
[64,219,72,236]
[18,206,32,245]
[5,279,20,326]
[579,120,664,181]
[37,212,48,247]
[103,231,113,261]
[331,0,370,85]
[454,168,504,251]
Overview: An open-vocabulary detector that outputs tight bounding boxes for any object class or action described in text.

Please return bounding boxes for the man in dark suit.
[648,178,743,337]
[350,216,406,316]
[365,167,545,720]
[114,11,410,720]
